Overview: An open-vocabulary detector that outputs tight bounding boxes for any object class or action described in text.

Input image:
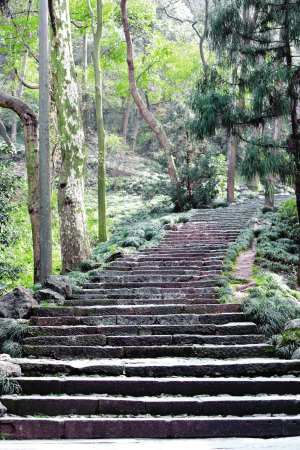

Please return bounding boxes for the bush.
[0,377,22,395]
[278,198,300,243]
[242,272,300,336]
[0,322,27,358]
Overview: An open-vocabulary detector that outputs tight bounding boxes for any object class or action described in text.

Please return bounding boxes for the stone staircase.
[2,195,300,439]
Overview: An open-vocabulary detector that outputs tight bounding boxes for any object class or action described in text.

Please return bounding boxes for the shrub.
[242,273,300,336]
[0,322,27,358]
[278,198,300,243]
[0,377,22,395]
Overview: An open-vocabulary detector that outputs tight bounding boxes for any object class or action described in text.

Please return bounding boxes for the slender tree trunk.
[49,0,91,272]
[11,52,28,144]
[121,98,131,160]
[82,32,89,139]
[265,117,282,206]
[130,108,142,154]
[120,0,178,183]
[87,0,107,242]
[227,135,238,203]
[0,92,40,282]
[0,118,15,149]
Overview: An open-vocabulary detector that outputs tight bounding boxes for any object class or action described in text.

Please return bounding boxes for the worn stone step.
[32,303,241,317]
[63,298,220,306]
[107,260,223,268]
[88,273,221,283]
[12,375,300,397]
[23,343,273,359]
[3,394,300,417]
[68,291,218,300]
[24,334,264,347]
[70,287,220,298]
[82,280,219,290]
[27,322,257,337]
[29,312,246,327]
[1,415,300,439]
[15,357,300,378]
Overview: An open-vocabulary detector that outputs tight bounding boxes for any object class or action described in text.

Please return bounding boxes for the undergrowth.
[0,322,27,358]
[0,377,22,395]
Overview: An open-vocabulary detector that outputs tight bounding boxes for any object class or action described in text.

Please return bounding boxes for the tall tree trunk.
[0,92,40,282]
[49,0,91,272]
[121,98,131,160]
[11,52,28,144]
[130,107,142,154]
[265,116,282,206]
[87,0,107,242]
[120,0,178,183]
[0,118,15,149]
[82,32,89,139]
[227,134,238,203]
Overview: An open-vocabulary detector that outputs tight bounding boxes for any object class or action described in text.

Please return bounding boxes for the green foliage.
[0,322,27,358]
[278,199,300,243]
[243,272,300,336]
[0,377,22,395]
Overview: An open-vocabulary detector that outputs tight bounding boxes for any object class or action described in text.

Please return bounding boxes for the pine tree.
[191,0,300,283]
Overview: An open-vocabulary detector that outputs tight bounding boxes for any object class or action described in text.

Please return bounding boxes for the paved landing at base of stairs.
[2,437,300,450]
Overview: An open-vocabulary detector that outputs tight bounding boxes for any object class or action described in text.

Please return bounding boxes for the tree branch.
[15,68,39,89]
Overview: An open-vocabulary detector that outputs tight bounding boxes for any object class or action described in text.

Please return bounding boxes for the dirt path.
[234,238,257,301]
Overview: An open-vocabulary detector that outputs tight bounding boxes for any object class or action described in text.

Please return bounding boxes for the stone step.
[12,375,300,397]
[27,322,257,337]
[63,298,220,306]
[24,334,265,347]
[23,343,273,359]
[88,273,221,283]
[32,304,241,317]
[1,416,300,439]
[82,280,219,290]
[15,357,300,378]
[29,312,246,327]
[3,393,300,417]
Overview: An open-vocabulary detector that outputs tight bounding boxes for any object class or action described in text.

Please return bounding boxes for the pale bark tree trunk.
[227,134,239,203]
[0,92,40,282]
[82,32,89,139]
[11,52,28,144]
[48,0,92,272]
[121,98,131,160]
[227,65,246,203]
[130,107,142,154]
[0,118,15,149]
[120,0,178,183]
[87,0,107,242]
[265,116,282,206]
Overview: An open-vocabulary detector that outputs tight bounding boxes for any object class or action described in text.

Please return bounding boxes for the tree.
[120,0,178,183]
[87,0,107,242]
[0,92,40,282]
[49,0,91,273]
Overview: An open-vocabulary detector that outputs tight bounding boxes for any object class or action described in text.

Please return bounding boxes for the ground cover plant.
[219,199,300,357]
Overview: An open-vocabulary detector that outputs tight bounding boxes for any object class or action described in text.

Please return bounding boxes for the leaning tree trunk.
[49,0,91,272]
[120,0,178,183]
[0,92,40,282]
[0,118,15,149]
[87,0,107,242]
